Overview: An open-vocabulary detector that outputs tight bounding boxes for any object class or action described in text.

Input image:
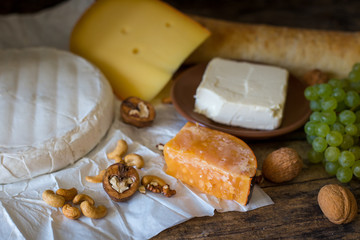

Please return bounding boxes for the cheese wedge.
[164,122,257,206]
[70,0,210,101]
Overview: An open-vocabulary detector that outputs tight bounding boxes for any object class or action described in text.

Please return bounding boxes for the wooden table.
[1,0,359,239]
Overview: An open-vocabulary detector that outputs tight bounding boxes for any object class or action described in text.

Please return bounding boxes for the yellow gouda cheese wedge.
[70,0,210,101]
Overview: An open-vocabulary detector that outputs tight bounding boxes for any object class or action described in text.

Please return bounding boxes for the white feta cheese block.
[194,58,288,130]
[0,48,114,184]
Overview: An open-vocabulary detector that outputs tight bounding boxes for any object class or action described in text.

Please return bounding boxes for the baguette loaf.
[187,15,360,80]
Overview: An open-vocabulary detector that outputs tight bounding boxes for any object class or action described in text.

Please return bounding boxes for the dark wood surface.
[156,1,360,239]
[1,0,360,239]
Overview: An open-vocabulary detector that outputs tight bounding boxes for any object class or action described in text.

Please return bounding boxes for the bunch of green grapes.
[304,63,360,183]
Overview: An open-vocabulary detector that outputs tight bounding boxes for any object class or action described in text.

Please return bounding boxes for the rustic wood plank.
[153,163,360,239]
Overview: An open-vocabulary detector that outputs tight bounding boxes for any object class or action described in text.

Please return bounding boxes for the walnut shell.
[120,96,155,128]
[318,184,358,224]
[262,147,303,183]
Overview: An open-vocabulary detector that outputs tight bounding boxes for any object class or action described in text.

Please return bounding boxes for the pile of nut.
[86,139,176,202]
[42,133,175,220]
[42,188,107,220]
[261,147,358,225]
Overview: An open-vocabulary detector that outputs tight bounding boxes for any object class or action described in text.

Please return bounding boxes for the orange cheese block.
[164,122,257,206]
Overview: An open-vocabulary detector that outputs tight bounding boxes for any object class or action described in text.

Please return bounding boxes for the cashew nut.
[124,153,144,169]
[85,170,106,183]
[80,201,107,219]
[56,187,78,201]
[107,140,128,160]
[62,204,81,220]
[42,190,66,208]
[141,175,166,187]
[73,194,95,205]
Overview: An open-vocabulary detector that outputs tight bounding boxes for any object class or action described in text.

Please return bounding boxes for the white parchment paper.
[0,1,273,239]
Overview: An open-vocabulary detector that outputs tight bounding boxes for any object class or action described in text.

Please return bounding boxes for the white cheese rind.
[194,58,288,130]
[0,48,114,184]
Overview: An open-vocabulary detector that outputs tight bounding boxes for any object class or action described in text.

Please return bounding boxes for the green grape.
[310,100,321,111]
[304,121,317,136]
[306,135,316,144]
[352,62,360,72]
[345,123,358,136]
[320,97,337,111]
[331,87,346,102]
[348,70,360,82]
[339,110,356,125]
[352,160,360,178]
[355,124,360,136]
[349,81,360,92]
[331,122,345,134]
[312,137,327,152]
[325,131,343,147]
[341,78,351,90]
[340,134,354,150]
[349,146,360,160]
[317,83,333,98]
[353,135,359,145]
[325,161,339,176]
[304,85,319,101]
[303,65,360,183]
[321,111,336,125]
[355,110,360,123]
[324,146,340,162]
[338,150,356,167]
[328,78,343,88]
[336,167,353,183]
[308,149,324,164]
[335,101,347,112]
[315,122,330,137]
[310,111,322,122]
[344,90,360,108]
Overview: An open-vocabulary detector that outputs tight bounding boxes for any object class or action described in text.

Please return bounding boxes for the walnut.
[262,147,303,183]
[303,69,329,86]
[120,96,156,128]
[141,175,176,197]
[318,184,358,224]
[162,184,176,197]
[103,163,140,202]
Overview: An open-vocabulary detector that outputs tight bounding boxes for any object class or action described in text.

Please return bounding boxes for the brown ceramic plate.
[171,63,311,140]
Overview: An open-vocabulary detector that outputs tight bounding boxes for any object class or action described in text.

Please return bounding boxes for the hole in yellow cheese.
[132,48,139,54]
[164,122,257,206]
[121,28,128,34]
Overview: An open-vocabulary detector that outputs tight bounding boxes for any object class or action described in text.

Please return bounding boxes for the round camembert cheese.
[0,48,114,184]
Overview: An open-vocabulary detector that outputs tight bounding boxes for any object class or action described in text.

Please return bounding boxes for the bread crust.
[187,16,360,80]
